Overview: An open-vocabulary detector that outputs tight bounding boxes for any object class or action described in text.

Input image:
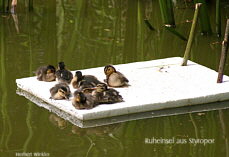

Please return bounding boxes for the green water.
[1,0,229,156]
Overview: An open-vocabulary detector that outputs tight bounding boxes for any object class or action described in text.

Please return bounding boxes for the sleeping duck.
[72,91,98,109]
[104,65,129,87]
[92,83,123,104]
[71,71,102,89]
[50,83,71,100]
[56,62,73,84]
[35,65,56,82]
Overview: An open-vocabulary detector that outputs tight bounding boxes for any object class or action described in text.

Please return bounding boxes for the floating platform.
[16,89,229,128]
[16,57,229,122]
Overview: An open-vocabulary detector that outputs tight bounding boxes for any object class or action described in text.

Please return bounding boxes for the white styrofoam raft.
[16,57,229,120]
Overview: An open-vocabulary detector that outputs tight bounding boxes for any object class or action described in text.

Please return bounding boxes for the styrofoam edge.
[17,89,229,128]
[16,80,229,121]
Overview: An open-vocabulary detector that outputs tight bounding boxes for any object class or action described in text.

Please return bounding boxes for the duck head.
[58,62,65,70]
[47,65,56,74]
[96,83,108,92]
[75,71,83,81]
[104,65,116,76]
[57,87,69,99]
[74,91,86,103]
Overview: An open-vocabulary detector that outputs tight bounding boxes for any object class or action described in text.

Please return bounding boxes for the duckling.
[35,65,56,82]
[72,91,98,109]
[78,80,95,90]
[71,71,102,89]
[104,65,129,87]
[56,62,73,84]
[92,83,123,104]
[81,86,96,94]
[50,83,71,100]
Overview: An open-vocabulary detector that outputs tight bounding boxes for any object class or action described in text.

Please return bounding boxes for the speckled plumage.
[71,71,102,89]
[35,65,56,82]
[92,83,123,104]
[50,83,71,100]
[72,91,98,109]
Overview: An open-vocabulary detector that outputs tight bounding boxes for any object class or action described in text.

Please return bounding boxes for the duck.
[56,62,73,84]
[50,83,71,100]
[104,65,129,87]
[71,71,102,89]
[35,65,56,82]
[78,80,95,90]
[72,91,98,109]
[92,83,123,104]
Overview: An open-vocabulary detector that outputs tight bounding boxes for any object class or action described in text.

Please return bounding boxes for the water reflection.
[0,16,12,155]
[49,113,68,130]
[219,110,229,157]
[49,113,121,136]
[72,124,120,136]
[48,113,123,156]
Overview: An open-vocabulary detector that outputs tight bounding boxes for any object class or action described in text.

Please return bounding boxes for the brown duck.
[56,62,73,84]
[35,65,56,82]
[72,90,98,109]
[92,83,123,104]
[104,65,129,87]
[50,83,71,100]
[71,71,102,89]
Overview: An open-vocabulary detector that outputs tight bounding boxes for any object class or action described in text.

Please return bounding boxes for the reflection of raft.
[16,57,229,121]
[49,113,120,135]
